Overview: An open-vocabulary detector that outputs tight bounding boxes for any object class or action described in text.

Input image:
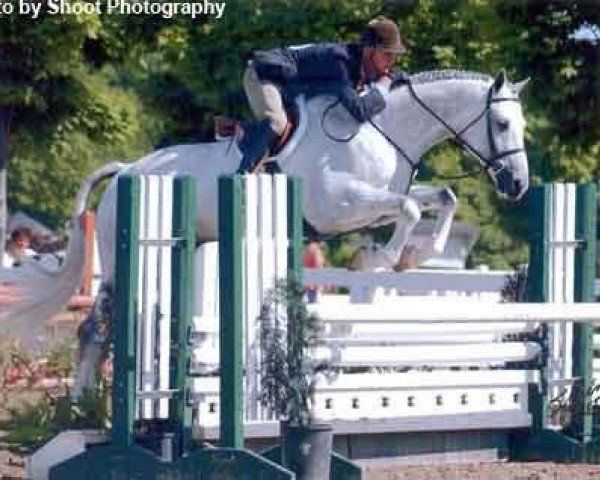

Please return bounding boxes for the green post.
[50,174,299,478]
[112,175,141,449]
[170,176,196,455]
[218,175,244,449]
[572,184,597,443]
[286,177,303,282]
[526,184,552,432]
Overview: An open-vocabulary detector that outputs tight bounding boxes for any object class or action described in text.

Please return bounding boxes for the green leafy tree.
[0,9,162,224]
[2,1,597,268]
[498,1,600,182]
[397,0,599,267]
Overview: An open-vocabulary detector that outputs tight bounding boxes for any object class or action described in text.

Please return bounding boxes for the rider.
[237,16,407,173]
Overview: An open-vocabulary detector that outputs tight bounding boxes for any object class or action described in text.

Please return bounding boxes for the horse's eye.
[497,119,510,132]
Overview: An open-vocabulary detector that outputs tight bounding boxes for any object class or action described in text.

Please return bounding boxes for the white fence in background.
[89,179,600,439]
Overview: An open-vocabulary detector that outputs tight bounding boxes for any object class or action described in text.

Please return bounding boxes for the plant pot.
[281,421,333,480]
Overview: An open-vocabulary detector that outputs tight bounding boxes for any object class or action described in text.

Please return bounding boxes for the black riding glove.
[390,70,410,88]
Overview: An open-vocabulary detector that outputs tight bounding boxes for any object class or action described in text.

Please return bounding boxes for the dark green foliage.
[0,396,57,446]
[0,10,163,224]
[0,385,111,446]
[1,0,597,265]
[259,279,326,427]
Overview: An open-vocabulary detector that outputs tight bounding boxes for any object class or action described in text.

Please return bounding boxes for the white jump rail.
[193,368,538,434]
[304,267,512,302]
[308,301,600,324]
[137,175,173,420]
[117,178,597,446]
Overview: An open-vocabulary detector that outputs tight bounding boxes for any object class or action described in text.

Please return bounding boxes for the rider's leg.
[238,63,287,173]
[237,120,280,173]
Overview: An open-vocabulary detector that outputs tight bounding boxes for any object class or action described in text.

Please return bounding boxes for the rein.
[322,78,525,185]
[404,80,524,179]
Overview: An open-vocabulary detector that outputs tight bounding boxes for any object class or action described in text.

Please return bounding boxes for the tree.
[2,1,597,268]
[498,1,600,182]
[396,0,599,267]
[0,9,166,225]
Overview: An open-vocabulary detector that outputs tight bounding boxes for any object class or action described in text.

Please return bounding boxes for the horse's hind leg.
[395,185,457,270]
[73,330,104,398]
[73,284,112,399]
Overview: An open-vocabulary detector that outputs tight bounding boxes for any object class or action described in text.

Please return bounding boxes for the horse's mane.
[407,70,492,86]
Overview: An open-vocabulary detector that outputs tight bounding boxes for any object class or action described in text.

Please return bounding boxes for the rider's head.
[360,16,405,78]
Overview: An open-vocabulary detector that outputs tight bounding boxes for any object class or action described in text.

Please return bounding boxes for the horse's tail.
[0,161,126,345]
[73,162,127,217]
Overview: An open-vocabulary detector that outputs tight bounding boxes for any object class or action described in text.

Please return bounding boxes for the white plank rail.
[314,342,541,366]
[309,301,600,324]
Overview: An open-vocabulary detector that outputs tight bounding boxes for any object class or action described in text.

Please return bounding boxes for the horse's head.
[462,70,530,201]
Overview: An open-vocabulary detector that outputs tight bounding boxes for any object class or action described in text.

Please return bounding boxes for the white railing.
[192,239,599,440]
[118,176,599,440]
[303,267,511,302]
[309,300,600,324]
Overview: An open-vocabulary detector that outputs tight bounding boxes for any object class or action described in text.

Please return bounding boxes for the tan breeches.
[243,63,288,136]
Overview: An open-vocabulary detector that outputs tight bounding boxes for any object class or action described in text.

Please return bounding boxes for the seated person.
[238,16,406,173]
[4,227,36,267]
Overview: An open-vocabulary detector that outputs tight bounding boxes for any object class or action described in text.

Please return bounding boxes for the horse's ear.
[493,69,508,92]
[513,77,530,95]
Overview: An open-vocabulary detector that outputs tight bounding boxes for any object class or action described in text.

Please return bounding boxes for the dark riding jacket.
[251,42,386,122]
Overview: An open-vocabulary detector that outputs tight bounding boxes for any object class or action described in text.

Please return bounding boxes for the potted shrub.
[258,278,332,480]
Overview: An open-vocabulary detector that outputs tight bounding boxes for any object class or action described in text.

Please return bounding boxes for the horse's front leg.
[394,185,457,270]
[335,182,421,271]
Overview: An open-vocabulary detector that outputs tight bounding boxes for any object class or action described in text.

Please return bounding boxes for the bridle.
[370,80,525,182]
[322,78,526,184]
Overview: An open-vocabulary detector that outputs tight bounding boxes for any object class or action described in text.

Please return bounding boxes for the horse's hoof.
[349,246,394,271]
[348,248,367,271]
[394,245,418,272]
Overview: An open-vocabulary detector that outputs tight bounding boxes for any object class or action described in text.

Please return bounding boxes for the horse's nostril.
[514,179,522,193]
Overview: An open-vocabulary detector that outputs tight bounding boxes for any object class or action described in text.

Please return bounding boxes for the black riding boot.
[236,119,279,174]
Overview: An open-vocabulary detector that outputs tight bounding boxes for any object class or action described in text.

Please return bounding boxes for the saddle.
[214,109,299,171]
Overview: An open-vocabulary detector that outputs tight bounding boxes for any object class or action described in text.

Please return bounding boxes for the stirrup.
[249,152,275,174]
[272,121,293,153]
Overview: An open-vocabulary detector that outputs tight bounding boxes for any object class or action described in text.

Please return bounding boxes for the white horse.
[0,70,529,385]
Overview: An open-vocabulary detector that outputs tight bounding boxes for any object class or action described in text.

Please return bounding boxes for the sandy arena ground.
[4,446,600,480]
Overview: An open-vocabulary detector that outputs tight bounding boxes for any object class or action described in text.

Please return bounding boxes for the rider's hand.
[389,70,410,88]
[376,75,392,89]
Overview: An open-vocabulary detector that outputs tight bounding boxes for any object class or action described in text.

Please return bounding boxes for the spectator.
[303,240,326,303]
[30,232,64,254]
[4,227,36,267]
[237,16,407,173]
